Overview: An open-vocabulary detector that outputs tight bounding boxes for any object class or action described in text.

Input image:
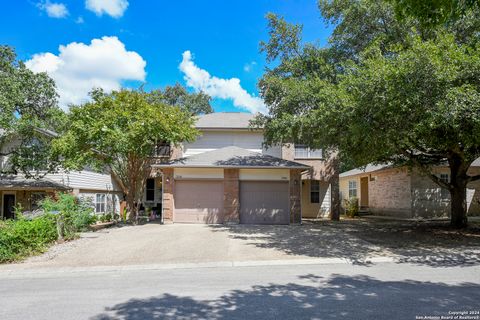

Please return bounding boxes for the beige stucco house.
[339,161,480,219]
[146,112,332,224]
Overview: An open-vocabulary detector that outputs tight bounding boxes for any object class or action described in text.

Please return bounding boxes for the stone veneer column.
[162,168,174,223]
[223,169,240,224]
[290,169,302,224]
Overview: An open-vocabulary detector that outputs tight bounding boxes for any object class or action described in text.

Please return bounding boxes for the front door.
[360,177,369,207]
[3,194,15,219]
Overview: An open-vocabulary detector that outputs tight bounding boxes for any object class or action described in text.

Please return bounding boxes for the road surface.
[1,261,479,320]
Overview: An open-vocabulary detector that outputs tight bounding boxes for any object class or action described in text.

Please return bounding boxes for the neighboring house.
[339,161,480,219]
[146,112,332,225]
[0,131,122,219]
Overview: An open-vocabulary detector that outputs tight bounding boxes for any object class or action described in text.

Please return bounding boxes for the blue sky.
[0,0,333,113]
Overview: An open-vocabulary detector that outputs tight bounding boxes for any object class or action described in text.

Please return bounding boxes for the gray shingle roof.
[0,175,70,190]
[340,164,391,178]
[340,157,480,178]
[195,112,257,129]
[154,146,310,169]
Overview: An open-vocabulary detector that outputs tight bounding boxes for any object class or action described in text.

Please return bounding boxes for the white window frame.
[348,180,358,198]
[95,193,106,213]
[294,144,323,159]
[310,180,320,204]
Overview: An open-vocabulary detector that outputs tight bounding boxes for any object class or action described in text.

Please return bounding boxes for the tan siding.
[301,180,331,218]
[182,130,282,158]
[45,169,121,192]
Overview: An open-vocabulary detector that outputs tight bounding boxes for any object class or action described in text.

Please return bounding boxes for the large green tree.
[256,1,480,227]
[0,46,63,177]
[54,89,198,220]
[146,83,213,115]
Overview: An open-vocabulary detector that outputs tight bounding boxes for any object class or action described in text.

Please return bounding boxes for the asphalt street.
[1,261,479,320]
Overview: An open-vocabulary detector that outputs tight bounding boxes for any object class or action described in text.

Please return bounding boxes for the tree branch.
[467,175,480,183]
[400,148,452,190]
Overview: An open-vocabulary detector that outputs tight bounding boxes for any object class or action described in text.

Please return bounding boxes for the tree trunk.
[329,154,341,221]
[448,154,468,228]
[126,191,137,223]
[450,184,468,228]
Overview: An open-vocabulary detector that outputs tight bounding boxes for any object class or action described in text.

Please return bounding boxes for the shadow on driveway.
[208,220,480,267]
[92,274,480,320]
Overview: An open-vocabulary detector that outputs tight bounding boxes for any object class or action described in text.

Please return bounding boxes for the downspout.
[161,172,165,224]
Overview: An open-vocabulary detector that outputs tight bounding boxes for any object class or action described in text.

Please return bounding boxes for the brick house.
[145,112,333,224]
[339,161,480,219]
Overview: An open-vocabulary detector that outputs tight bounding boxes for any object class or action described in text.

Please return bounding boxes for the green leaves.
[54,89,198,171]
[0,46,62,177]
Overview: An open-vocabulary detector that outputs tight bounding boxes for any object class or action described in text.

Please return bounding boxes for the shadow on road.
[208,220,480,267]
[92,274,480,320]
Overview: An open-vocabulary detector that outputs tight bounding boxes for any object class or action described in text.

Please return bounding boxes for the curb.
[0,256,396,278]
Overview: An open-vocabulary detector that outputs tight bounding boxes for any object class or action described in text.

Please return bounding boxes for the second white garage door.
[240,181,290,224]
[174,180,224,223]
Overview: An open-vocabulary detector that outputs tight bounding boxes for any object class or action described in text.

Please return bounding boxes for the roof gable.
[155,146,309,169]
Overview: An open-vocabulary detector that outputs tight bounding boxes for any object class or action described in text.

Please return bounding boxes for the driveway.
[2,219,480,270]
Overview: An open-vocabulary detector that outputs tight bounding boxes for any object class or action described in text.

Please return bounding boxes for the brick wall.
[223,169,239,223]
[467,167,480,216]
[161,168,174,222]
[282,144,330,181]
[289,169,302,223]
[411,167,480,218]
[368,168,412,218]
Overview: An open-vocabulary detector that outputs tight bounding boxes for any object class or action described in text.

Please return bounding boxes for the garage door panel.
[174,180,224,224]
[240,181,290,225]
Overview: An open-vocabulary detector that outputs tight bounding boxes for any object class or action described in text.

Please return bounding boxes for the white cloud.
[179,51,266,114]
[75,16,85,24]
[37,1,69,18]
[26,36,146,109]
[85,0,129,18]
[243,61,257,72]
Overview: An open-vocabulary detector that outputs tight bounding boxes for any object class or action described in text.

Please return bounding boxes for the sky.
[0,0,333,113]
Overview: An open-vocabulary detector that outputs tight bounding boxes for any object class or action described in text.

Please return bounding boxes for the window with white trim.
[348,180,358,198]
[294,144,322,159]
[95,194,106,213]
[310,180,320,203]
[146,178,155,202]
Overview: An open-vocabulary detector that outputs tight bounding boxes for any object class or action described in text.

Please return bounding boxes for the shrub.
[40,193,95,239]
[344,197,359,218]
[0,214,57,263]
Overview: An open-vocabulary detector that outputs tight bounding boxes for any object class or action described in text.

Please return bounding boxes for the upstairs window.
[153,141,171,157]
[95,194,106,213]
[310,180,320,203]
[146,178,155,202]
[294,144,322,159]
[348,181,357,198]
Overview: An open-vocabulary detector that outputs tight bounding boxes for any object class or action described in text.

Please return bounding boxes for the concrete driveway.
[2,223,327,270]
[2,219,480,271]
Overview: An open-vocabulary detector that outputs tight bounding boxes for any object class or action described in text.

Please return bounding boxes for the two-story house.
[149,112,332,225]
[0,129,122,219]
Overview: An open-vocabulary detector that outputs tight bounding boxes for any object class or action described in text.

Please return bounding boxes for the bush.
[344,197,359,218]
[0,214,57,263]
[40,193,95,239]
